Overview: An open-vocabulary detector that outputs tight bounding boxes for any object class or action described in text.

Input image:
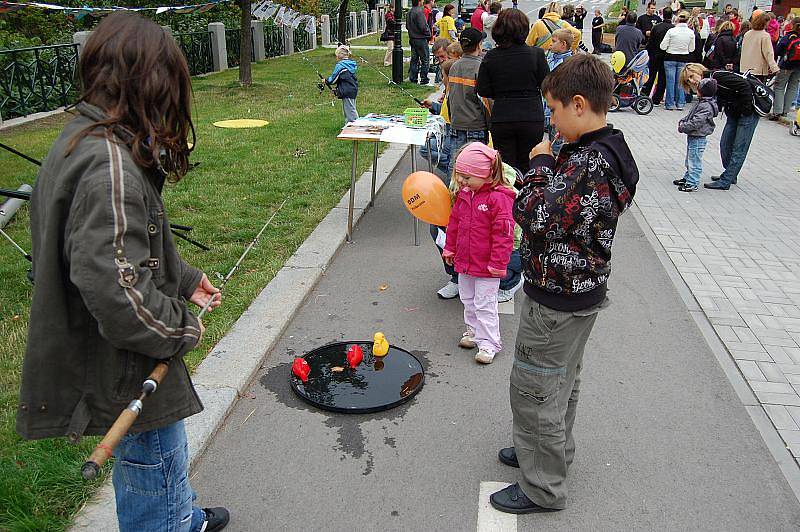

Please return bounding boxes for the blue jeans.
[719,113,758,186]
[113,419,205,532]
[447,128,488,178]
[682,136,707,187]
[663,60,686,109]
[419,123,451,172]
[408,38,430,84]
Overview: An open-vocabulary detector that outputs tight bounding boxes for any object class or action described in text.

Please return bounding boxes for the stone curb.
[69,142,410,530]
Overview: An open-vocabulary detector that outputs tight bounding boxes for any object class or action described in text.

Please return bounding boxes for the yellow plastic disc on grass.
[213,119,269,128]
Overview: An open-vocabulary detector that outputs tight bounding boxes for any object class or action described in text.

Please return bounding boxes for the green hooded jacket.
[16,102,204,442]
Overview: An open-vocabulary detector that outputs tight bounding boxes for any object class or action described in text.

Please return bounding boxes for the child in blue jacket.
[327,45,359,125]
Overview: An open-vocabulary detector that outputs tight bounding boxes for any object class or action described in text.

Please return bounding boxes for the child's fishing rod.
[81,198,288,480]
[346,47,426,106]
[296,48,338,98]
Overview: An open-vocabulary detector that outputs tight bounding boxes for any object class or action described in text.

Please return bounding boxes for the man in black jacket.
[407,0,432,84]
[643,7,673,105]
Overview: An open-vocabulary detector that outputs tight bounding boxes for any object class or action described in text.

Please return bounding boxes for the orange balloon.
[401,171,452,226]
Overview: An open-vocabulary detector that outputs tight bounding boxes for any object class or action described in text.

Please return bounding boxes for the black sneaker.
[673,178,686,186]
[498,447,519,468]
[203,507,230,532]
[489,483,561,514]
[704,181,730,190]
[678,184,698,192]
[711,175,721,181]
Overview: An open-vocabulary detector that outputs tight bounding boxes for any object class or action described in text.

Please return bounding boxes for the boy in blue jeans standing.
[673,77,718,192]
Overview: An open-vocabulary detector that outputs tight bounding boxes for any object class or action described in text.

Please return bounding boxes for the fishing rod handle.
[81,362,170,480]
[81,408,139,479]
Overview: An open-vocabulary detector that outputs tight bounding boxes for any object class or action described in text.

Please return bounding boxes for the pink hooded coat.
[443,183,516,278]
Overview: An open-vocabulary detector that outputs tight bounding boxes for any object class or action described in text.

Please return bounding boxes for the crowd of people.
[619,2,799,120]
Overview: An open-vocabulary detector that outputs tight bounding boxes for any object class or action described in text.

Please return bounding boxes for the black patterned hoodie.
[513,126,639,311]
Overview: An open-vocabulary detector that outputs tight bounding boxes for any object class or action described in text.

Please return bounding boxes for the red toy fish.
[292,357,310,383]
[346,345,363,369]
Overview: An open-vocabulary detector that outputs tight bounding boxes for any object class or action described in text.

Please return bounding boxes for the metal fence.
[225,28,255,68]
[293,26,313,52]
[264,21,285,58]
[357,14,365,36]
[0,43,79,120]
[175,31,214,76]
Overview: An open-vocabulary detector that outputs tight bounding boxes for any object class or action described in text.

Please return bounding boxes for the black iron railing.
[293,26,313,52]
[175,31,214,76]
[264,21,285,58]
[0,43,79,120]
[225,28,255,68]
[357,13,365,35]
[346,15,355,38]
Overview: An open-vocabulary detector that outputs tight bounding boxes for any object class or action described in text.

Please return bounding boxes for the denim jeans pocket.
[117,458,166,497]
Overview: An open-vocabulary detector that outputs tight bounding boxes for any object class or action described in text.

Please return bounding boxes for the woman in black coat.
[703,21,738,70]
[476,9,549,174]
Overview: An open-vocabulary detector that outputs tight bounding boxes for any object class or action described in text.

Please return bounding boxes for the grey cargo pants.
[510,294,606,509]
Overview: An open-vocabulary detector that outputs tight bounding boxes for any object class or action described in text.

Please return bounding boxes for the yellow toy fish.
[373,332,389,357]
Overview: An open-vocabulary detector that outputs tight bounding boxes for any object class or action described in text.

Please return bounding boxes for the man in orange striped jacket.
[447,27,491,177]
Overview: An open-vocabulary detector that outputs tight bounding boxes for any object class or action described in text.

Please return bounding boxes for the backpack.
[785,34,800,64]
[743,72,774,117]
[714,70,774,117]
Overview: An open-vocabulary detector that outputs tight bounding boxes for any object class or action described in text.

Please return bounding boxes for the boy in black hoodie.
[490,54,639,515]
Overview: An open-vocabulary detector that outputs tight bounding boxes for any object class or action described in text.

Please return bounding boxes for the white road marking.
[478,481,517,532]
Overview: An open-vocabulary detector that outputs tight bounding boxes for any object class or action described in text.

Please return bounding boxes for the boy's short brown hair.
[540,54,613,114]
[551,28,574,48]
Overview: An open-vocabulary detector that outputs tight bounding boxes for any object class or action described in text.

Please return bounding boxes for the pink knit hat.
[454,142,497,179]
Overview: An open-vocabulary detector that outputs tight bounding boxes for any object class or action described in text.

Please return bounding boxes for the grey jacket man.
[678,97,719,137]
[406,5,431,40]
[17,102,204,442]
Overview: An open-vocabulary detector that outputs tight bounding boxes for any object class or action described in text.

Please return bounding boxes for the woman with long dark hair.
[16,12,229,532]
[477,9,549,174]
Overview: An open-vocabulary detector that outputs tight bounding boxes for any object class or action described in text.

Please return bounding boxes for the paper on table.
[380,126,428,145]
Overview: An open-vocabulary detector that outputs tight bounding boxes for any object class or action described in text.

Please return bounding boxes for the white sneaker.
[437,281,459,299]
[475,349,496,364]
[497,278,523,303]
[459,330,477,349]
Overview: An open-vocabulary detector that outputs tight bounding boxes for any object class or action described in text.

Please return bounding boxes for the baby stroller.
[609,50,654,115]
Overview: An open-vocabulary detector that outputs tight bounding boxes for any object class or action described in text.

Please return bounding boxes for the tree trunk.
[239,0,252,87]
[337,0,349,44]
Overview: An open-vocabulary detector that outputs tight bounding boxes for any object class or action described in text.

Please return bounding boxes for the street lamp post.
[391,0,403,83]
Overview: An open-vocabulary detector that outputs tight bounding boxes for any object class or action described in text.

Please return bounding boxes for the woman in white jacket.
[660,11,696,109]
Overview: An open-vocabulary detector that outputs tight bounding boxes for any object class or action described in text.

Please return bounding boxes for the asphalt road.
[191,151,800,530]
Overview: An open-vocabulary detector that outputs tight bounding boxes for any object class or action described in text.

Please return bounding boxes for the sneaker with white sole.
[475,349,496,364]
[497,279,523,303]
[459,330,477,349]
[437,280,459,299]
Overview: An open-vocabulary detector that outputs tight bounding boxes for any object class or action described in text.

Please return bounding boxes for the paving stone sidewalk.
[610,105,800,464]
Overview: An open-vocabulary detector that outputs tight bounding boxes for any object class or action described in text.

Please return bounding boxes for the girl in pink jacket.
[443,143,515,364]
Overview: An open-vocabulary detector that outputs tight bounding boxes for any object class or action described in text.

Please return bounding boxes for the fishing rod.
[0,227,31,261]
[347,48,426,106]
[296,48,338,98]
[81,198,288,480]
[0,187,209,252]
[0,141,42,166]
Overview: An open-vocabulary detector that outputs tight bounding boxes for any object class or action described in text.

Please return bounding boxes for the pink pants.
[459,273,501,353]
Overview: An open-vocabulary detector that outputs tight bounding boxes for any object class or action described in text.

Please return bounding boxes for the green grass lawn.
[0,48,428,531]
